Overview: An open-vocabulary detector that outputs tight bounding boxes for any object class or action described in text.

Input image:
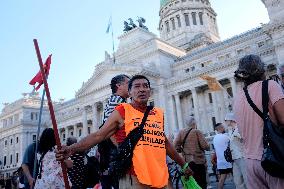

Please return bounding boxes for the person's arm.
[165,137,193,176]
[21,164,34,188]
[196,130,210,151]
[273,99,284,127]
[56,110,123,160]
[173,131,182,153]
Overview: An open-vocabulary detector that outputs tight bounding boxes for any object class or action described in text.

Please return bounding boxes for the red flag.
[29,54,52,90]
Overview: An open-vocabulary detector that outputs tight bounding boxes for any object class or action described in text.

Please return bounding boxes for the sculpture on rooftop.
[123,17,148,32]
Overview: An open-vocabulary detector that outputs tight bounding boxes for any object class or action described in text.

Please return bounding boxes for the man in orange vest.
[56,75,192,188]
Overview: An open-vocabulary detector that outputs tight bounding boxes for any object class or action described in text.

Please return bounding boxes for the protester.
[213,123,232,189]
[174,116,210,189]
[225,113,247,189]
[21,142,37,189]
[56,75,193,189]
[277,64,284,93]
[34,128,72,189]
[66,137,87,189]
[98,74,130,189]
[234,54,284,189]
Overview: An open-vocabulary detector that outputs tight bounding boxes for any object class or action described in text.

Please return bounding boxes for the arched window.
[176,15,181,27]
[165,21,170,32]
[184,14,190,26]
[192,12,197,25]
[199,12,203,25]
[171,18,176,30]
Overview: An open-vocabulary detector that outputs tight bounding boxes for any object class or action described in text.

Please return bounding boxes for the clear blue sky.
[0,0,269,111]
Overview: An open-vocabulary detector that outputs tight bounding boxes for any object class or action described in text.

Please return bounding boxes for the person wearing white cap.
[225,113,247,189]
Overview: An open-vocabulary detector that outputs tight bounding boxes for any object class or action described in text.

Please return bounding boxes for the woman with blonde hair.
[174,116,210,189]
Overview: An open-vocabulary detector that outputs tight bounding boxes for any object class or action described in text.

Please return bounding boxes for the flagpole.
[111,16,115,64]
[33,39,70,189]
[32,89,46,179]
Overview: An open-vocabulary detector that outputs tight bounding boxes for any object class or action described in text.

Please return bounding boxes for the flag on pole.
[106,16,112,33]
[200,75,223,91]
[29,55,52,90]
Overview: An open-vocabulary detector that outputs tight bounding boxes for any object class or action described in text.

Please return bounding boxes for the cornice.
[173,27,264,66]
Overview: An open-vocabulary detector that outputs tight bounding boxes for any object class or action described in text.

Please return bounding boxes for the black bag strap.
[262,80,269,118]
[140,106,153,128]
[243,84,264,119]
[182,128,193,148]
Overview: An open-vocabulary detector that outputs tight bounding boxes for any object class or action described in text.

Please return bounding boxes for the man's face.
[129,79,151,104]
[117,77,129,98]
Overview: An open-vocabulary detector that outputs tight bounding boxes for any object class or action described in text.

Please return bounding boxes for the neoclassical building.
[0,92,50,178]
[55,0,284,141]
[1,0,284,177]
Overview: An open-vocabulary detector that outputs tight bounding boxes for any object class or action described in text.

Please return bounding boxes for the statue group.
[123,17,148,32]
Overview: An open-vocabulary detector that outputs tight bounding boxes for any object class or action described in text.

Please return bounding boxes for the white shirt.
[228,127,244,160]
[213,133,232,169]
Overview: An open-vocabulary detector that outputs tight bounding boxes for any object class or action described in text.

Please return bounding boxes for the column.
[167,95,177,138]
[73,125,77,138]
[174,93,183,130]
[212,92,221,123]
[229,77,237,98]
[191,88,201,129]
[92,103,99,132]
[217,91,225,122]
[64,127,68,141]
[82,107,88,137]
[199,92,207,133]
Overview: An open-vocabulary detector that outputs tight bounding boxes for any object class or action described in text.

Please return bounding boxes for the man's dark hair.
[66,137,77,146]
[128,75,151,91]
[214,123,223,129]
[110,74,129,94]
[38,128,56,154]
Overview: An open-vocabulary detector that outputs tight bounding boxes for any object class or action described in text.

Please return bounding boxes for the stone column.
[191,88,201,129]
[64,127,68,141]
[73,125,77,138]
[217,91,225,122]
[167,95,177,138]
[82,107,88,137]
[174,93,183,130]
[229,77,237,98]
[92,103,99,132]
[212,92,221,123]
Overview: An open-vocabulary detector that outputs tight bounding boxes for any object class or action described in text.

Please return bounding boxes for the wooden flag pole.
[33,39,70,189]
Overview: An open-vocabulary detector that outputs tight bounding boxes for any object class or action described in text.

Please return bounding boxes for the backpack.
[85,154,100,188]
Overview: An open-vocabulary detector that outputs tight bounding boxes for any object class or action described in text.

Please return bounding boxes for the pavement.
[207,175,236,189]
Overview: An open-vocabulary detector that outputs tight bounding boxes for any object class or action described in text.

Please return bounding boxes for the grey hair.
[184,116,196,128]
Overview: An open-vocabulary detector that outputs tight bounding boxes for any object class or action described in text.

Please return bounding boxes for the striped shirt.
[102,94,126,124]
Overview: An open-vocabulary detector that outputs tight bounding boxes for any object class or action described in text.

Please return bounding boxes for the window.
[16,137,19,143]
[212,117,216,128]
[79,129,82,137]
[70,131,73,136]
[31,113,33,120]
[226,87,233,97]
[32,135,36,142]
[201,63,205,67]
[171,18,176,30]
[185,68,190,73]
[63,133,66,141]
[176,15,181,27]
[4,156,6,166]
[88,127,91,134]
[191,66,195,71]
[184,14,190,26]
[5,140,7,146]
[10,155,12,165]
[10,139,12,145]
[35,113,38,120]
[191,98,194,108]
[208,93,213,103]
[199,12,203,25]
[16,153,19,163]
[192,12,197,25]
[165,21,170,32]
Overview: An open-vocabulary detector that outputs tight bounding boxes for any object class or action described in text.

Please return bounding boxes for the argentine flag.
[106,16,112,33]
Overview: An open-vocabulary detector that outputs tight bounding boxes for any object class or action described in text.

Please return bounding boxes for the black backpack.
[85,154,100,188]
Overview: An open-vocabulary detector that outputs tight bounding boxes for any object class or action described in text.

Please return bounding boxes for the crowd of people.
[6,54,284,189]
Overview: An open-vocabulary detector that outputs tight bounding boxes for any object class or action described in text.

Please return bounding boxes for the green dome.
[160,0,172,8]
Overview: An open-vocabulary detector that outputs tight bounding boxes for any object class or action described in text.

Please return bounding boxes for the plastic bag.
[181,176,202,189]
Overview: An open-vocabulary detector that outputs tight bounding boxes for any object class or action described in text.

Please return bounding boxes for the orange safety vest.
[122,103,169,188]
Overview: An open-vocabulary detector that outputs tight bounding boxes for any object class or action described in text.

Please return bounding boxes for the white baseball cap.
[225,112,236,122]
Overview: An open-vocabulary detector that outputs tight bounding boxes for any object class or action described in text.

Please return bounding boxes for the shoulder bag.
[244,80,284,178]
